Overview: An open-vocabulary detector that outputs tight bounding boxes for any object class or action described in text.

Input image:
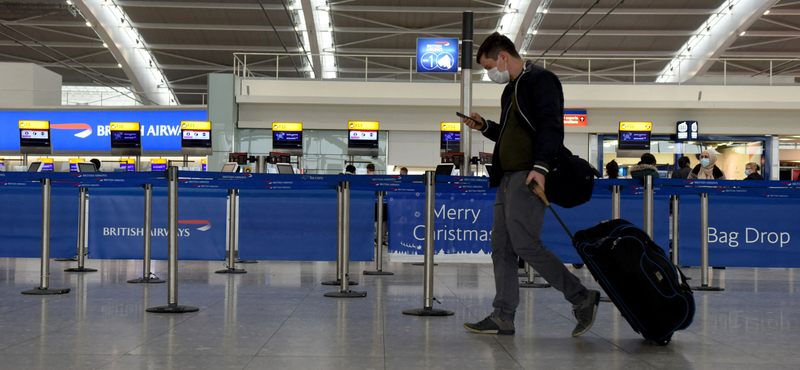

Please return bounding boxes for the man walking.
[462,32,600,337]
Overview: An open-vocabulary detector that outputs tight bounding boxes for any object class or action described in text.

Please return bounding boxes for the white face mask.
[487,57,510,84]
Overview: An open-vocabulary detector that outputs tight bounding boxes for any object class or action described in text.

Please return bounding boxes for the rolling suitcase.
[533,186,694,345]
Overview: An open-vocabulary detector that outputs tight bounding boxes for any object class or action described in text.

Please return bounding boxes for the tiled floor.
[0,257,798,370]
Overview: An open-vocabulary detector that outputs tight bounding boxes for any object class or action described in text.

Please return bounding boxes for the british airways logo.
[51,123,93,138]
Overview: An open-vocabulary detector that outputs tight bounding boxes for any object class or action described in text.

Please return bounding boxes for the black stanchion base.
[600,296,612,302]
[146,304,199,313]
[519,282,551,288]
[691,285,725,291]
[712,266,726,270]
[22,287,70,295]
[215,268,247,274]
[363,270,394,275]
[402,307,454,316]
[64,267,97,272]
[324,290,367,298]
[236,259,258,264]
[54,258,77,262]
[321,280,357,286]
[411,263,437,266]
[127,277,166,284]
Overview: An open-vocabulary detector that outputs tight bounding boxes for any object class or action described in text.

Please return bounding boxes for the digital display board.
[110,122,141,155]
[618,121,651,156]
[69,158,85,172]
[441,122,461,153]
[119,159,135,172]
[201,158,207,171]
[272,122,303,155]
[19,121,51,154]
[416,38,459,73]
[180,121,212,155]
[348,121,379,156]
[1,110,207,154]
[151,159,167,171]
[37,158,54,172]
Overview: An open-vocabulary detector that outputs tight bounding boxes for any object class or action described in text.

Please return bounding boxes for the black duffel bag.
[543,147,598,208]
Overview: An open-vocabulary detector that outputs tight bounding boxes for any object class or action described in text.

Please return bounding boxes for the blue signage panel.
[676,121,699,141]
[416,38,459,73]
[0,187,79,259]
[0,110,207,152]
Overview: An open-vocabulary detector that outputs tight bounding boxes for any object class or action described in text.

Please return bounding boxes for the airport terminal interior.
[2,0,800,369]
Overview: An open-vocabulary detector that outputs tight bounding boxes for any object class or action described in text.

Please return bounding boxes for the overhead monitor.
[110,122,141,155]
[77,162,96,173]
[27,161,42,172]
[347,121,379,156]
[440,122,461,153]
[68,158,85,172]
[272,122,303,156]
[276,163,294,174]
[221,162,239,173]
[181,121,212,155]
[150,158,167,172]
[617,121,651,158]
[19,120,51,154]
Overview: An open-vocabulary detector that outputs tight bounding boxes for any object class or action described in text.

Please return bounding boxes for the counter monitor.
[19,121,51,154]
[181,121,212,155]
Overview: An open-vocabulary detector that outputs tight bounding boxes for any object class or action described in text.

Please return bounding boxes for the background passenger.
[366,163,376,175]
[744,162,764,180]
[605,160,619,179]
[90,158,102,172]
[672,156,692,179]
[689,150,725,179]
[399,167,408,175]
[345,164,356,174]
[630,153,659,179]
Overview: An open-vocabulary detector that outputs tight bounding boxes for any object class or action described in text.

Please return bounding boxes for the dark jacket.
[745,172,764,180]
[480,60,564,188]
[671,166,691,179]
[630,164,660,179]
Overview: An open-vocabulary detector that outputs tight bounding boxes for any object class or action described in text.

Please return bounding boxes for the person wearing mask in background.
[366,163,376,175]
[90,158,102,172]
[672,156,692,179]
[744,162,764,180]
[399,167,408,175]
[630,153,660,179]
[605,160,619,179]
[460,32,600,338]
[345,164,356,174]
[689,150,726,179]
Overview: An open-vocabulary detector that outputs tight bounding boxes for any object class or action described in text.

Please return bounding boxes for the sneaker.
[464,314,515,335]
[571,290,600,337]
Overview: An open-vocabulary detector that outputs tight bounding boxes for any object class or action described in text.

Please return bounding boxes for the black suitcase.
[533,187,694,345]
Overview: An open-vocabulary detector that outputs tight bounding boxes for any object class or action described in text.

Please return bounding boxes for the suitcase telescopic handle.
[532,184,574,241]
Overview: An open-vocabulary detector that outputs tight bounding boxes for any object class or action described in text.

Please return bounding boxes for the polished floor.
[0,256,798,370]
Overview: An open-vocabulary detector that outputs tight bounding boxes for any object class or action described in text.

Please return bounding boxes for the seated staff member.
[744,162,764,180]
[689,150,726,180]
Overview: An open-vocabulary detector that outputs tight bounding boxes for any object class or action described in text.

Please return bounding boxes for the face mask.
[745,169,751,176]
[487,57,510,84]
[700,158,710,167]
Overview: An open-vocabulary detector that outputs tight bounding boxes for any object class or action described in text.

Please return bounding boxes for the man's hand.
[462,112,485,131]
[526,170,546,192]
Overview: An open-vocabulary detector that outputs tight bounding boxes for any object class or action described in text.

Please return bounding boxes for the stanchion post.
[692,193,724,291]
[147,167,199,312]
[323,183,357,286]
[325,181,366,298]
[364,191,393,275]
[65,187,96,272]
[217,189,245,274]
[403,171,453,315]
[671,195,680,266]
[520,261,550,288]
[612,185,621,220]
[129,183,164,283]
[23,178,70,295]
[643,175,654,237]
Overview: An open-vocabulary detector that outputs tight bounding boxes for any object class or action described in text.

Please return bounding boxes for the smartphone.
[456,112,481,125]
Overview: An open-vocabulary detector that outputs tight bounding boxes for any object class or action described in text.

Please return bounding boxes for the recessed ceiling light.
[764,10,770,15]
[739,31,746,36]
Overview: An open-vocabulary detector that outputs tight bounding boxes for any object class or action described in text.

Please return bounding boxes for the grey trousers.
[491,171,588,322]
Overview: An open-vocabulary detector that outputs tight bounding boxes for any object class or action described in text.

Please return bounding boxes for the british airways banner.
[388,190,670,263]
[0,110,207,152]
[678,195,800,267]
[88,188,226,260]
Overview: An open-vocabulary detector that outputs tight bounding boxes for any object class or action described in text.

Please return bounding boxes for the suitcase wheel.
[572,263,584,269]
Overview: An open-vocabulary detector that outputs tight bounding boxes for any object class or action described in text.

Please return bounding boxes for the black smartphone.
[456,112,481,125]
